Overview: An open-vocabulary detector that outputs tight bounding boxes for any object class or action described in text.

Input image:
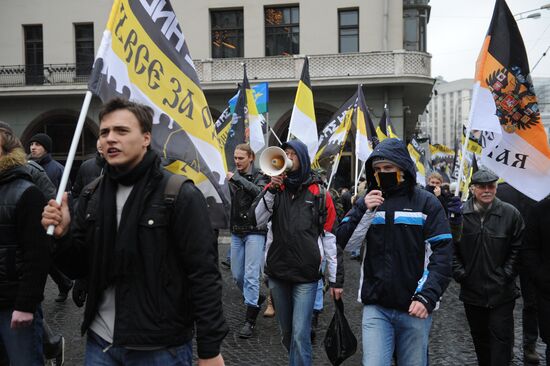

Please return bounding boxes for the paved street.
[44,234,547,365]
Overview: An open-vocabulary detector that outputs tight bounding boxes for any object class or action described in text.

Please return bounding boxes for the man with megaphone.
[254,139,344,366]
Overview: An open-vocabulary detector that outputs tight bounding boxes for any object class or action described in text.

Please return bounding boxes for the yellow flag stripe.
[294,80,316,122]
[109,1,220,151]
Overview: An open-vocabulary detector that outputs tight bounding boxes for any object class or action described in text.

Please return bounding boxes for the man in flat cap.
[452,168,524,365]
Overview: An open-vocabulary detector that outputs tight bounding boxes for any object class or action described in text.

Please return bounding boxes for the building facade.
[0,0,434,187]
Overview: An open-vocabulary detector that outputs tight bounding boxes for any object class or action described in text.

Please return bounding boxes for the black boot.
[239,305,261,339]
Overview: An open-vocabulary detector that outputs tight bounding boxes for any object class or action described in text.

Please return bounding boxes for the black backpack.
[82,174,189,212]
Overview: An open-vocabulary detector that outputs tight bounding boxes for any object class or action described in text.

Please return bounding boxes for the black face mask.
[374,171,402,191]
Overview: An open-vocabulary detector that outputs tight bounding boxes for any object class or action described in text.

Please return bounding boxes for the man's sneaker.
[45,335,64,366]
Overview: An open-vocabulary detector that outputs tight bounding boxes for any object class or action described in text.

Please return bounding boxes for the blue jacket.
[337,138,452,312]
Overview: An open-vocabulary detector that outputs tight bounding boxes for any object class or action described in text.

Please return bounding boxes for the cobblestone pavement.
[44,234,547,365]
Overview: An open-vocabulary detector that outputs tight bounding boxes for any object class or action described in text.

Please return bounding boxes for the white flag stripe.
[249,113,265,153]
[356,133,372,162]
[481,132,550,200]
[469,81,502,150]
[290,105,319,161]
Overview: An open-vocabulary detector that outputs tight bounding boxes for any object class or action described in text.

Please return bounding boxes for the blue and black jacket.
[336,138,452,313]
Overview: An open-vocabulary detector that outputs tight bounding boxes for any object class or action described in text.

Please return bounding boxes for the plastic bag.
[323,298,357,365]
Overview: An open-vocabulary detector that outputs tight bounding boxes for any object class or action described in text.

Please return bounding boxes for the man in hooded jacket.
[254,139,343,366]
[337,138,452,366]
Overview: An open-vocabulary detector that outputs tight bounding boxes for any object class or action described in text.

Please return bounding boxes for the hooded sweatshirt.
[254,140,343,286]
[337,138,452,312]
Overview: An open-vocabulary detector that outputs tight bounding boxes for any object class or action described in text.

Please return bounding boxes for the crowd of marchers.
[0,98,549,366]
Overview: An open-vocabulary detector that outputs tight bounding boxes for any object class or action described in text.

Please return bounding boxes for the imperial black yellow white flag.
[287,57,318,160]
[312,92,356,172]
[376,107,398,141]
[88,0,230,227]
[474,0,550,200]
[354,85,378,162]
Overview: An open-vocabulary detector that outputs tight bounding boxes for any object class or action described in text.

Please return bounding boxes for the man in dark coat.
[337,138,452,365]
[28,132,73,303]
[0,124,51,365]
[522,196,550,363]
[496,181,540,364]
[42,98,227,365]
[254,139,343,366]
[28,133,64,189]
[71,139,105,200]
[453,169,524,365]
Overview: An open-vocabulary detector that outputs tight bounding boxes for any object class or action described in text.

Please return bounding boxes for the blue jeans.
[314,258,326,311]
[0,307,44,366]
[269,278,317,366]
[362,304,432,366]
[231,233,265,307]
[85,331,192,365]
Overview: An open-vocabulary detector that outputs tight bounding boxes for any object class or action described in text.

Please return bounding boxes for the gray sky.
[428,0,550,81]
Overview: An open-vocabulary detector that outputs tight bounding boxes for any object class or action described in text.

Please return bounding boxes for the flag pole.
[354,155,360,196]
[327,151,342,189]
[47,90,93,235]
[270,126,282,145]
[454,81,480,197]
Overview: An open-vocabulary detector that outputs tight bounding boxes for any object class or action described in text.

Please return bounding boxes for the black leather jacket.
[0,154,50,313]
[55,166,227,358]
[453,197,524,307]
[228,167,268,234]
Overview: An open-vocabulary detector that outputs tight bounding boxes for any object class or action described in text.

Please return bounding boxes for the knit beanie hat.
[371,157,402,170]
[29,133,52,153]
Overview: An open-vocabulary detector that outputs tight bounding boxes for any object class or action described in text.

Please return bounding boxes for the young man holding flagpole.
[42,99,227,366]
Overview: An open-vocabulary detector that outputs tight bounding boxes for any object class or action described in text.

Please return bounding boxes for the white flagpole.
[270,126,282,145]
[454,81,480,197]
[47,90,93,235]
[357,162,366,183]
[355,152,359,195]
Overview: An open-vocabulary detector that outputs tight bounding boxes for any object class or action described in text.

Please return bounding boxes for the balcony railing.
[0,51,431,88]
[0,63,91,87]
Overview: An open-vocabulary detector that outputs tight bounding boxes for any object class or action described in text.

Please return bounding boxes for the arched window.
[21,110,98,180]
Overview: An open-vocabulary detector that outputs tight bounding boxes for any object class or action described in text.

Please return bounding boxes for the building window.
[75,23,95,77]
[211,9,243,58]
[24,25,43,85]
[339,9,359,53]
[265,6,299,56]
[403,5,429,52]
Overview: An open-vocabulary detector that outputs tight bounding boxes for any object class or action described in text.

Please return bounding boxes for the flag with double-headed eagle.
[312,92,357,172]
[88,0,229,227]
[473,0,550,200]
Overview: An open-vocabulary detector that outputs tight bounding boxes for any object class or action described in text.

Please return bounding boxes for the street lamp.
[514,3,550,21]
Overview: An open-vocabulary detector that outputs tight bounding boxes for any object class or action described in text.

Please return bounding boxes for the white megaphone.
[259,146,293,176]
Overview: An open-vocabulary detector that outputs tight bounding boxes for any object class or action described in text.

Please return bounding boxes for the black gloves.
[447,196,463,226]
